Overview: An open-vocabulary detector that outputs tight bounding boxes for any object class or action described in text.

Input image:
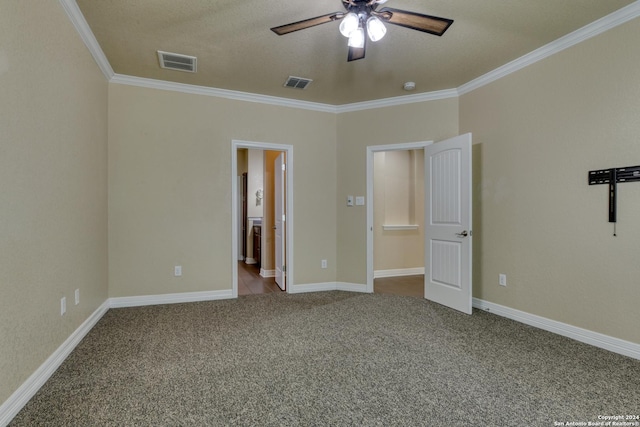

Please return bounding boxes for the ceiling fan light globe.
[348,27,365,48]
[366,16,386,42]
[339,13,359,37]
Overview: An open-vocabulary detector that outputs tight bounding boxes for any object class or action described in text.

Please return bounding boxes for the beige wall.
[245,149,264,262]
[237,149,248,175]
[0,1,108,405]
[262,150,281,272]
[108,85,338,297]
[373,150,425,271]
[336,100,459,284]
[236,149,247,260]
[246,149,264,219]
[460,18,640,343]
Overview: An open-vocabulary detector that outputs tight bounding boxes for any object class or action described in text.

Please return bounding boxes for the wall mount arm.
[588,165,640,235]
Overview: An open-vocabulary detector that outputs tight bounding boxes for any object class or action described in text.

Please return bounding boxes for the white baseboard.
[0,300,110,426]
[289,282,338,294]
[109,289,234,308]
[260,269,276,278]
[244,258,256,265]
[473,298,640,361]
[336,282,369,293]
[289,282,370,294]
[374,267,425,278]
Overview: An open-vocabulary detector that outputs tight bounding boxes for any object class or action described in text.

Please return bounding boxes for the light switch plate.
[347,195,354,207]
[355,196,365,206]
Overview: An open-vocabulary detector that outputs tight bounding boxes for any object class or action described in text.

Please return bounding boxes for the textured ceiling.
[75,0,635,105]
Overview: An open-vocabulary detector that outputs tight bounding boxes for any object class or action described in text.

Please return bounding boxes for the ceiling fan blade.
[271,12,343,36]
[377,7,453,36]
[347,44,366,62]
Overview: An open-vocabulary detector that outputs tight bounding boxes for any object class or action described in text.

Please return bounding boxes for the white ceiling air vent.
[284,76,312,89]
[157,51,197,73]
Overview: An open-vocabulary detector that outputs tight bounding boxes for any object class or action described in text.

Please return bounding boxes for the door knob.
[456,230,468,237]
[273,226,277,229]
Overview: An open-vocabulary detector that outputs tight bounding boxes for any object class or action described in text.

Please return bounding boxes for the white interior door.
[425,133,472,314]
[274,153,286,290]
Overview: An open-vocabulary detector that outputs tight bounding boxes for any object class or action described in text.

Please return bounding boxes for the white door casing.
[275,153,286,291]
[231,140,294,298]
[366,141,433,293]
[424,133,472,314]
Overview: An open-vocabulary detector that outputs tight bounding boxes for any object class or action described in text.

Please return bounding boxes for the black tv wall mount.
[588,164,640,236]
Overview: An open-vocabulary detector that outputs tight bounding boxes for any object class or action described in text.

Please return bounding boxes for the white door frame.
[274,152,286,291]
[366,141,433,293]
[231,140,294,298]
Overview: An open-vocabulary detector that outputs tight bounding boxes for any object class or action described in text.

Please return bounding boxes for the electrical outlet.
[499,274,507,287]
[321,259,327,269]
[174,265,182,277]
[60,297,66,316]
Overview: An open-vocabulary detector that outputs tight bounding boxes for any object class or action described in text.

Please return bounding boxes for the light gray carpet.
[10,291,640,426]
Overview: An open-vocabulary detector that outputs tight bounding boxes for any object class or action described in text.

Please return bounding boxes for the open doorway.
[372,148,425,298]
[367,135,473,314]
[231,141,293,298]
[366,141,432,295]
[367,141,432,293]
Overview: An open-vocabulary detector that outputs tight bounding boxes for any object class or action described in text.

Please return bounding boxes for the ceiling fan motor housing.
[343,0,379,18]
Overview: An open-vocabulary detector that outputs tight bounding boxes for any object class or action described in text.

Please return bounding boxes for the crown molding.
[62,0,640,111]
[335,89,459,113]
[111,74,458,113]
[110,74,339,113]
[58,0,114,80]
[458,0,640,96]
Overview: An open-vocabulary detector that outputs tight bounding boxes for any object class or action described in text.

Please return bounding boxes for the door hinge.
[282,265,286,273]
[282,163,286,171]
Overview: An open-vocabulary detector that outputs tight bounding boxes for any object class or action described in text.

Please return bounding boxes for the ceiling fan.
[270,0,453,62]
